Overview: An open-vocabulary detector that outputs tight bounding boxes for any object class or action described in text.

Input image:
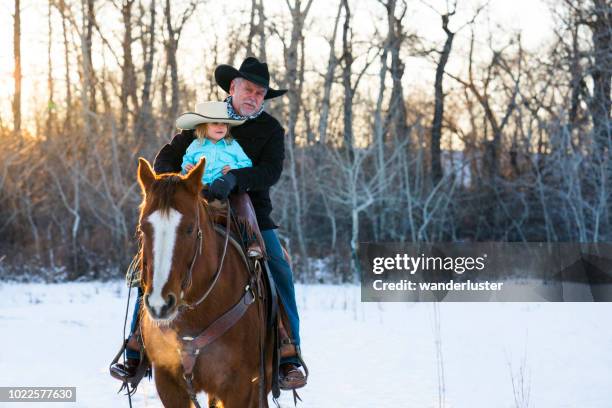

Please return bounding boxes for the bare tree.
[317,1,342,145]
[255,0,267,61]
[319,145,379,281]
[57,0,73,132]
[1,0,610,282]
[12,0,21,140]
[373,0,408,239]
[427,1,485,184]
[46,0,56,136]
[281,0,314,273]
[135,0,157,146]
[115,0,139,132]
[340,0,354,150]
[430,3,456,184]
[246,0,267,61]
[448,29,522,180]
[584,0,611,151]
[383,0,409,145]
[163,0,198,131]
[81,0,97,118]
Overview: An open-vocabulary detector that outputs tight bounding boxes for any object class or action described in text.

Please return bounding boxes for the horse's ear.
[138,157,156,193]
[185,157,205,195]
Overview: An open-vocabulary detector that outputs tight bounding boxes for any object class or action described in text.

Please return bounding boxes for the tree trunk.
[374,46,388,240]
[284,0,313,277]
[13,0,21,140]
[431,13,455,184]
[135,0,156,145]
[163,0,198,132]
[83,0,96,115]
[256,0,267,61]
[246,0,256,56]
[385,0,408,146]
[46,0,56,136]
[317,1,341,145]
[80,0,95,134]
[341,0,353,150]
[120,0,139,133]
[58,0,72,132]
[588,0,611,151]
[165,0,180,125]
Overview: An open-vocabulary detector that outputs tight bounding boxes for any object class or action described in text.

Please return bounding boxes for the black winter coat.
[153,111,285,230]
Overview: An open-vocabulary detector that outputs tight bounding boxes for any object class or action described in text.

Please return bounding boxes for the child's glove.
[208,173,237,200]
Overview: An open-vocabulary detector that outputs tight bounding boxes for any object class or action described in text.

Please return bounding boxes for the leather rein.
[176,198,231,312]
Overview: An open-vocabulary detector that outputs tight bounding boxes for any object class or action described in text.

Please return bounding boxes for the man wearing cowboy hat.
[153,57,307,390]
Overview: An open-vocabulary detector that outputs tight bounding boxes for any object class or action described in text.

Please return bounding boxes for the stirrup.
[109,340,151,388]
[295,345,309,383]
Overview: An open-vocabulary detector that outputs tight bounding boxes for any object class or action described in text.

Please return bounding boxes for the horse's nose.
[144,292,177,319]
[163,293,176,315]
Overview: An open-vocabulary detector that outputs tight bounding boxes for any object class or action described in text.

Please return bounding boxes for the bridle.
[139,198,232,314]
[175,198,232,312]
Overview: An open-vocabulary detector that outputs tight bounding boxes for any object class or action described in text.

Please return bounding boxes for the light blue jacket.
[181,137,252,185]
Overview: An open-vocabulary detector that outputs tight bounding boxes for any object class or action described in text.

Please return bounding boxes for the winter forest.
[0,0,611,282]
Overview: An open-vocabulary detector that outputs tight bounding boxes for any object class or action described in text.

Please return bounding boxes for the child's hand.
[221,165,231,175]
[184,164,195,172]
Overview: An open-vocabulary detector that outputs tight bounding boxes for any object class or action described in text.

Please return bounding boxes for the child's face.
[206,123,228,142]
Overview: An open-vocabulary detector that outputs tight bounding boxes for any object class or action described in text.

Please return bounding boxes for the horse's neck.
[182,206,245,327]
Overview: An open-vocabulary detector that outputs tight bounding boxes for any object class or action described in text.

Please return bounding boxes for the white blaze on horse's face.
[147,208,182,317]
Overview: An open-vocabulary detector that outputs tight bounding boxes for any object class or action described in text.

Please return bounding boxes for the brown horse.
[136,157,274,408]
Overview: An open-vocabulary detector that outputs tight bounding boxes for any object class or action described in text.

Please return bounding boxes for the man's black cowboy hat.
[215,57,287,100]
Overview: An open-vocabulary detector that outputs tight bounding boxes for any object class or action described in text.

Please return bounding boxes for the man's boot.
[279,362,307,390]
[110,356,140,381]
[109,335,149,386]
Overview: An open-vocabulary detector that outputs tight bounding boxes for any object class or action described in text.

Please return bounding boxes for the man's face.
[229,78,266,116]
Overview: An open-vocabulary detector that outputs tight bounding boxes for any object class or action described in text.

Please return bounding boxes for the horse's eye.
[186,225,194,235]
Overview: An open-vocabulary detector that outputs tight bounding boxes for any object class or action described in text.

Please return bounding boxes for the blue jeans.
[262,229,301,365]
[126,287,142,360]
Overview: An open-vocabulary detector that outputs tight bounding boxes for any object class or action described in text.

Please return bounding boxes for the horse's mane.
[139,174,221,227]
[145,175,183,215]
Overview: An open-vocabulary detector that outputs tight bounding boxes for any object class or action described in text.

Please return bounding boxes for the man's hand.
[208,173,237,200]
[221,165,231,175]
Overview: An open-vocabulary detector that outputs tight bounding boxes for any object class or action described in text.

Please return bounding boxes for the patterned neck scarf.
[225,96,265,121]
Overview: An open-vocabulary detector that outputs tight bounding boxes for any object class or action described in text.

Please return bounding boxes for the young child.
[177,102,253,186]
[180,119,252,185]
[177,101,264,259]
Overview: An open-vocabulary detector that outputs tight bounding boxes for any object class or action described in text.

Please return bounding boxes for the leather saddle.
[207,193,267,261]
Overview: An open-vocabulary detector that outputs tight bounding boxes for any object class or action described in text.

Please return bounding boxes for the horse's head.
[136,157,206,322]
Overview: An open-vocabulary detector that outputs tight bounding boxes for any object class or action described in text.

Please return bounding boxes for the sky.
[0,0,555,131]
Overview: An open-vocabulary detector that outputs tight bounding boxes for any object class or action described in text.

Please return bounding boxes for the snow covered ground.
[0,281,611,407]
